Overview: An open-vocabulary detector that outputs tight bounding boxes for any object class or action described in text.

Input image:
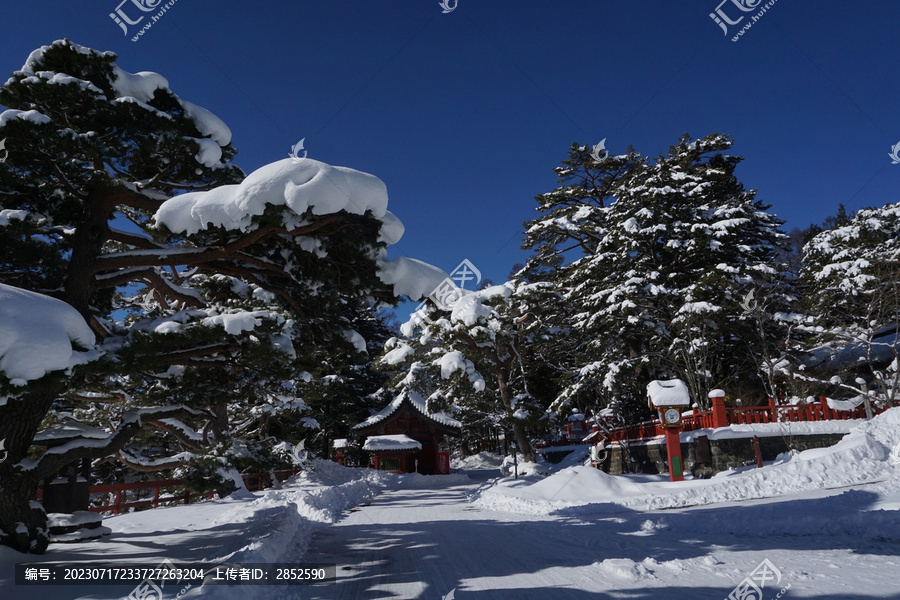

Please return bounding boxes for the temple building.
[353,392,461,474]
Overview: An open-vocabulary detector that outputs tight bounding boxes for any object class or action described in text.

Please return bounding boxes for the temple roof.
[354,391,462,433]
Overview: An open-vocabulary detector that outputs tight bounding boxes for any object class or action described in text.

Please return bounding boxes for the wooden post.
[710,391,728,428]
[153,485,160,509]
[768,397,777,422]
[114,489,122,515]
[752,435,763,468]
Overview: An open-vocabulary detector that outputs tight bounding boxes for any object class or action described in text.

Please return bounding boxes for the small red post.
[819,396,832,421]
[664,426,684,482]
[768,397,777,422]
[153,485,160,509]
[752,435,763,468]
[710,390,728,428]
[184,489,190,505]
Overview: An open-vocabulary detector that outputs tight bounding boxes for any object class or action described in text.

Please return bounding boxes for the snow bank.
[0,283,97,384]
[476,408,900,515]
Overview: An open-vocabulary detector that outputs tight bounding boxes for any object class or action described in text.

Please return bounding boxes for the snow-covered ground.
[4,410,900,599]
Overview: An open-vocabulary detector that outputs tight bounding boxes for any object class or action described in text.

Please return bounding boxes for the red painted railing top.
[593,397,889,445]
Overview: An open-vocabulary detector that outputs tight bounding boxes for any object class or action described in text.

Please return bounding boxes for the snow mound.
[454,452,504,471]
[0,283,96,384]
[500,458,548,478]
[594,558,657,582]
[476,408,900,515]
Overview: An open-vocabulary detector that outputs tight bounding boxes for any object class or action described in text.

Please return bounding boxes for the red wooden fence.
[541,396,891,449]
[603,396,888,443]
[37,469,301,515]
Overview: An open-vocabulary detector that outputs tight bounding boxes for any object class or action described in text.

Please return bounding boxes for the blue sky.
[2,1,899,312]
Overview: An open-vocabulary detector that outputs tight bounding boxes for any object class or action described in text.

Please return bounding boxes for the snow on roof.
[33,420,108,443]
[647,379,691,407]
[354,391,462,431]
[333,439,349,449]
[0,283,97,385]
[362,434,422,452]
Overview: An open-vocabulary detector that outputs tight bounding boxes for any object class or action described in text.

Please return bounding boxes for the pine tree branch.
[49,161,87,198]
[107,228,166,251]
[115,449,189,472]
[147,419,204,450]
[30,406,198,481]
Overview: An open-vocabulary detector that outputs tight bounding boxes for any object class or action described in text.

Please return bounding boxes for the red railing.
[37,469,301,515]
[591,397,891,445]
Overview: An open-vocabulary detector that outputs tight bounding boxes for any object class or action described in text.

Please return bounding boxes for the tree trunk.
[0,385,59,554]
[63,191,110,323]
[496,371,535,462]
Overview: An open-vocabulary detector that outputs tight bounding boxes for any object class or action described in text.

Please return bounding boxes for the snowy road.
[301,467,900,600]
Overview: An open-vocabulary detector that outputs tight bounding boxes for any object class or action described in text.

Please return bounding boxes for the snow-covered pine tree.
[521,142,643,424]
[539,134,790,419]
[800,202,900,407]
[381,280,559,463]
[0,40,406,553]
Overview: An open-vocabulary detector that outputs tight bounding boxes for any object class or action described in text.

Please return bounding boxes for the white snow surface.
[0,108,52,127]
[5,421,900,599]
[0,283,96,384]
[378,256,449,303]
[180,99,232,146]
[477,407,900,515]
[33,420,108,443]
[110,65,169,103]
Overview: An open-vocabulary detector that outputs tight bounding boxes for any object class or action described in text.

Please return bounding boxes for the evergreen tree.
[800,201,900,407]
[381,280,559,463]
[527,134,791,421]
[0,40,403,553]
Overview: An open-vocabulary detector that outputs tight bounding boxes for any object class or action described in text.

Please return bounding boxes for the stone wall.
[599,433,847,477]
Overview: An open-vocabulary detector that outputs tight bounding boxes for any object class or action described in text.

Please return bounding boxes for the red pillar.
[664,426,684,482]
[710,392,728,428]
